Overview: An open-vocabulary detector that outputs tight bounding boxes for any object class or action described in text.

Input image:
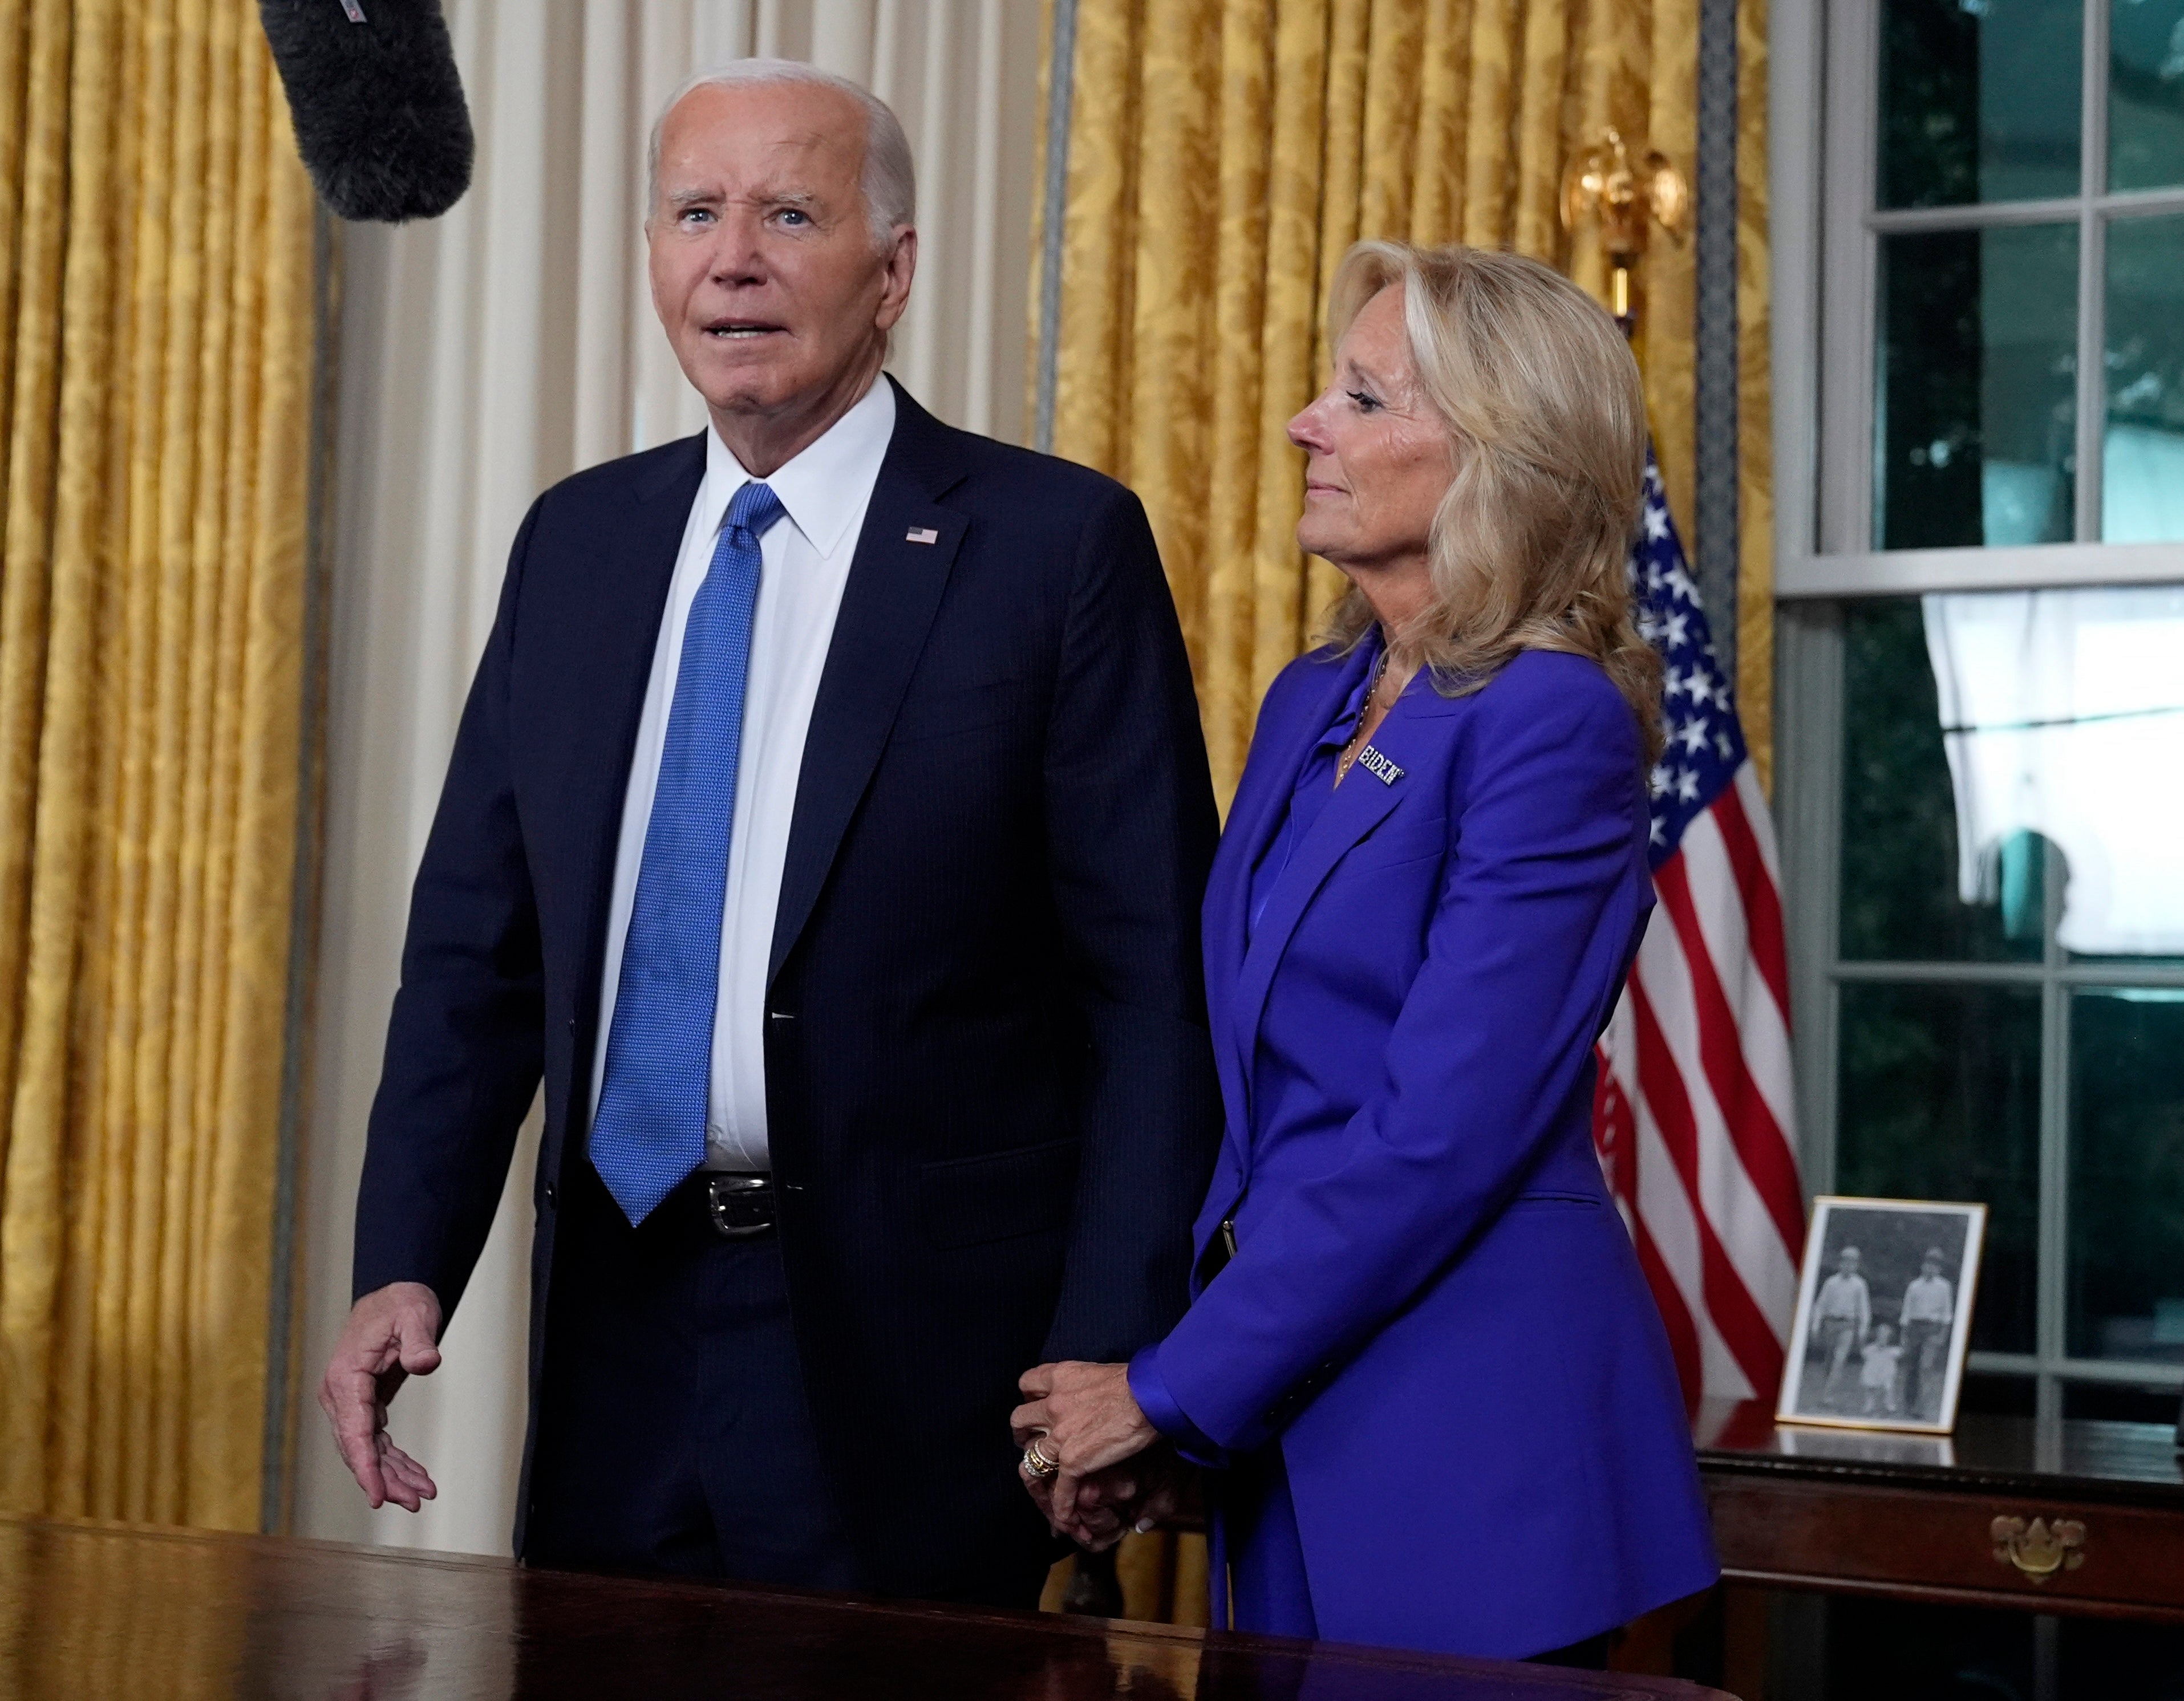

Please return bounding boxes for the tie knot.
[725,480,785,541]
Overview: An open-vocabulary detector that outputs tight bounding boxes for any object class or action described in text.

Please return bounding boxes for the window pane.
[1841,600,2043,962]
[2102,213,2184,542]
[1877,225,2078,551]
[2060,1379,2184,1423]
[1959,1371,2039,1416]
[1837,981,2041,1353]
[2109,0,2184,190]
[2067,988,2184,1365]
[1925,586,2184,959]
[1881,0,2083,208]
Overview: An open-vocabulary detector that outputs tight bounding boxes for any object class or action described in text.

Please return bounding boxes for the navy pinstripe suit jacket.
[352,380,1222,1592]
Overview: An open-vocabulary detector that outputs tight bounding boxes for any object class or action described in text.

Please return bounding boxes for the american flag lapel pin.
[906,526,939,545]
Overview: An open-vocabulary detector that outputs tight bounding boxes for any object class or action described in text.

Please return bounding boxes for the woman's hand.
[1012,1360,1157,1473]
[1012,1361,1164,1546]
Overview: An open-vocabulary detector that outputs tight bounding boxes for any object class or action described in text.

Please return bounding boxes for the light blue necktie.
[590,480,785,1225]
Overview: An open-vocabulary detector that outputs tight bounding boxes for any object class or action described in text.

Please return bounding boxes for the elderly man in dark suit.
[317,59,1219,1607]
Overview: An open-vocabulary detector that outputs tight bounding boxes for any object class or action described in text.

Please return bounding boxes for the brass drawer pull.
[1991,1516,2086,1581]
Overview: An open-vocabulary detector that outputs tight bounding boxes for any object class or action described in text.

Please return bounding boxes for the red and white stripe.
[1595,764,1804,1403]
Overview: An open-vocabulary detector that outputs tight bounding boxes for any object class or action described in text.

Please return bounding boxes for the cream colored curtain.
[0,0,318,1531]
[295,0,1046,1560]
[1033,0,1776,804]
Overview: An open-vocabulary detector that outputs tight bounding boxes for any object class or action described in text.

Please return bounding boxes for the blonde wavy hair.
[1320,241,1664,764]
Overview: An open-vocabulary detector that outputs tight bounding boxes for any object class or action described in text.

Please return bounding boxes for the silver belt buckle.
[705,1173,773,1239]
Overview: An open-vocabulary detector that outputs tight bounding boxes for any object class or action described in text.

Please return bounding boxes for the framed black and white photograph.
[1777,1196,1987,1434]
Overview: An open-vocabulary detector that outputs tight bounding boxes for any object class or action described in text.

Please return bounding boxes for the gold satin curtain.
[1032,0,1775,802]
[0,1,318,1532]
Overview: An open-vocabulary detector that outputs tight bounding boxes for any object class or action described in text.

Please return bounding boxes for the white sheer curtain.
[1923,584,2184,958]
[295,0,1042,1558]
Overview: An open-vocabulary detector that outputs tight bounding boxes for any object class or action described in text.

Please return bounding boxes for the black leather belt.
[702,1172,775,1238]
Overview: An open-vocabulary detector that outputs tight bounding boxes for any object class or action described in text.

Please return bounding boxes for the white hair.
[646,59,915,247]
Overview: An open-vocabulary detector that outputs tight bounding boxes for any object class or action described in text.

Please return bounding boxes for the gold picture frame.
[1776,1195,1988,1435]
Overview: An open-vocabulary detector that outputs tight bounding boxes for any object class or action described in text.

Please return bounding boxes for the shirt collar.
[703,374,898,557]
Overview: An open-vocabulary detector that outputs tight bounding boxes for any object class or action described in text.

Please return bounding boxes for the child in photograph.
[1859,1323,1902,1415]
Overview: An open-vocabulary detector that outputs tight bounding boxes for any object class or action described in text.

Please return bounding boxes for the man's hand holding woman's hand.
[318,1280,444,1512]
[1011,1361,1178,1552]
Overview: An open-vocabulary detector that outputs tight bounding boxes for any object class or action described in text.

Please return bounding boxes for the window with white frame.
[1777,0,2184,1436]
[1806,0,2184,587]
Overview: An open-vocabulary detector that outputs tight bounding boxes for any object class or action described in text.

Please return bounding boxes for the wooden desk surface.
[0,1515,1730,1701]
[1695,1398,2184,1505]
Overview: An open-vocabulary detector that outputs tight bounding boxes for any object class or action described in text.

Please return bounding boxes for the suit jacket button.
[544,1184,557,1208]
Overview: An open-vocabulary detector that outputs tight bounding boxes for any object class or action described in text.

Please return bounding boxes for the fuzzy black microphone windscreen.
[258,0,475,222]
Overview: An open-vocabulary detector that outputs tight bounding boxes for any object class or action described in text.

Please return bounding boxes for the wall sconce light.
[1559,128,1689,335]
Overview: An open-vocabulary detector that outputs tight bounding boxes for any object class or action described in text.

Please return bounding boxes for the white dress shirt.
[589,376,897,1171]
[1814,1270,1871,1334]
[1901,1273,1954,1326]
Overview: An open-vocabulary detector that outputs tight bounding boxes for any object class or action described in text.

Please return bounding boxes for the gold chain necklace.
[1335,647,1393,784]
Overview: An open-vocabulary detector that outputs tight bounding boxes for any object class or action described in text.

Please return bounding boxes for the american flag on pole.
[1593,456,1805,1406]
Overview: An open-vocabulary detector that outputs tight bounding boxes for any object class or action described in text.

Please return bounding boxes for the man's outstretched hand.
[319,1281,444,1512]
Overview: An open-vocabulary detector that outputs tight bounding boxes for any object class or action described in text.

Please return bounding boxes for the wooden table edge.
[1717,1564,2184,1626]
[0,1514,1733,1699]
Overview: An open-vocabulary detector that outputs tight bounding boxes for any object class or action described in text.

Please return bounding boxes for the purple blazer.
[1130,640,1717,1659]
